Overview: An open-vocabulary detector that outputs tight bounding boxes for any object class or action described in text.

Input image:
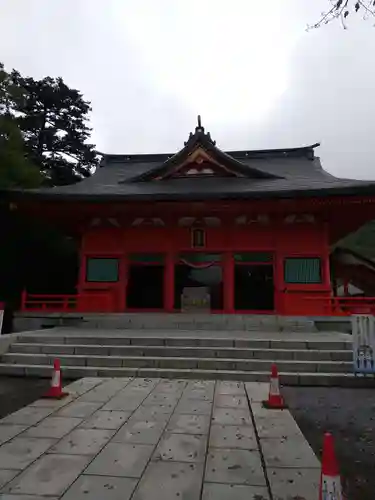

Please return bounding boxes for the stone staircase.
[13,312,318,333]
[0,328,368,386]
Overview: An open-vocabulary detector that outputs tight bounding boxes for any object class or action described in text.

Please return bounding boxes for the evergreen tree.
[0,116,42,189]
[0,63,41,189]
[10,70,98,186]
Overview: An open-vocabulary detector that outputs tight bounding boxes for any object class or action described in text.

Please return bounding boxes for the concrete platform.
[0,377,321,499]
[6,326,352,340]
[13,312,319,333]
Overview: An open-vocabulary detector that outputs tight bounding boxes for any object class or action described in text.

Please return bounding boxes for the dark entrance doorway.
[174,253,223,311]
[234,257,274,311]
[126,254,165,309]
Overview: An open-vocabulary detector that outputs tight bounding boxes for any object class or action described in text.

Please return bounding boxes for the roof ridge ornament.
[196,115,203,132]
[184,115,216,146]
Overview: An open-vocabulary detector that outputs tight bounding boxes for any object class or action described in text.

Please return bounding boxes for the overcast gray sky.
[1,0,375,179]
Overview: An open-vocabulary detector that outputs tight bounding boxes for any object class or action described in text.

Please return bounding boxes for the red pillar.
[223,252,234,313]
[275,253,285,315]
[323,221,332,288]
[121,255,127,311]
[165,252,175,312]
[323,253,331,287]
[77,236,86,296]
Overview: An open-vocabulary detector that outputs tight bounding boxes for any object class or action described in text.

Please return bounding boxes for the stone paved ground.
[0,377,320,500]
[284,386,375,500]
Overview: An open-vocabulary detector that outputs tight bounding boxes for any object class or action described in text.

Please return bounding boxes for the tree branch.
[42,149,80,163]
[307,0,375,30]
[358,0,375,18]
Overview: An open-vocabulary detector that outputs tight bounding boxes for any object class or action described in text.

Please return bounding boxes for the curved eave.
[102,143,320,165]
[332,247,375,269]
[4,183,375,204]
[229,143,320,160]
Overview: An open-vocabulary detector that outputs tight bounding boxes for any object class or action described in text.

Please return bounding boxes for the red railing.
[304,296,375,316]
[21,290,113,313]
[20,290,375,316]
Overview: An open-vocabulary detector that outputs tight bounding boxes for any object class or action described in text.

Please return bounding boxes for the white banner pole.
[0,302,4,335]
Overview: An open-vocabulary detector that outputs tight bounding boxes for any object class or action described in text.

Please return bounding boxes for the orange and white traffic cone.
[319,433,343,500]
[42,359,68,399]
[262,364,287,409]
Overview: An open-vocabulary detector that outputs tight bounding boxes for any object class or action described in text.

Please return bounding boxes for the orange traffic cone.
[319,433,343,500]
[42,359,68,399]
[262,364,287,409]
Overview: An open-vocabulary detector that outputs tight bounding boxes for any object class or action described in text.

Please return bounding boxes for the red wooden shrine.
[9,117,375,316]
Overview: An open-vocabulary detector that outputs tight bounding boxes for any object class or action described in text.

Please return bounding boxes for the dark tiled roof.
[129,121,282,181]
[5,120,375,201]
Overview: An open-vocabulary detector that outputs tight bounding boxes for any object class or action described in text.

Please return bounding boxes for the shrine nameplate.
[181,287,210,313]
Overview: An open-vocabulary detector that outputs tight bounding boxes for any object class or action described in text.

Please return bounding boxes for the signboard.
[181,287,210,313]
[352,315,375,374]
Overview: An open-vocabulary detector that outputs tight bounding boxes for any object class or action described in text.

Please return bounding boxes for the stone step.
[0,363,373,387]
[9,343,353,362]
[1,352,352,373]
[15,313,318,332]
[77,313,317,332]
[15,335,352,351]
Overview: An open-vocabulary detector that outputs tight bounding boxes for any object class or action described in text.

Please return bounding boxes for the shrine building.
[9,118,375,316]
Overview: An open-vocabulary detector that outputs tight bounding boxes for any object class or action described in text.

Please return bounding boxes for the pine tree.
[10,70,98,186]
[0,64,42,189]
[0,116,42,189]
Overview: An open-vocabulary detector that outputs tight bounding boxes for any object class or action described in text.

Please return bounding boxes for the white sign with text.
[352,315,375,374]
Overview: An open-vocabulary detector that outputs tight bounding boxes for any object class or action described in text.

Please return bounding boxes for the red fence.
[20,290,113,313]
[304,296,375,316]
[20,289,375,316]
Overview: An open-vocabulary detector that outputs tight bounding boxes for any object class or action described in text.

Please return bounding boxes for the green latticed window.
[128,253,165,264]
[234,252,273,263]
[284,258,322,284]
[86,258,119,282]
